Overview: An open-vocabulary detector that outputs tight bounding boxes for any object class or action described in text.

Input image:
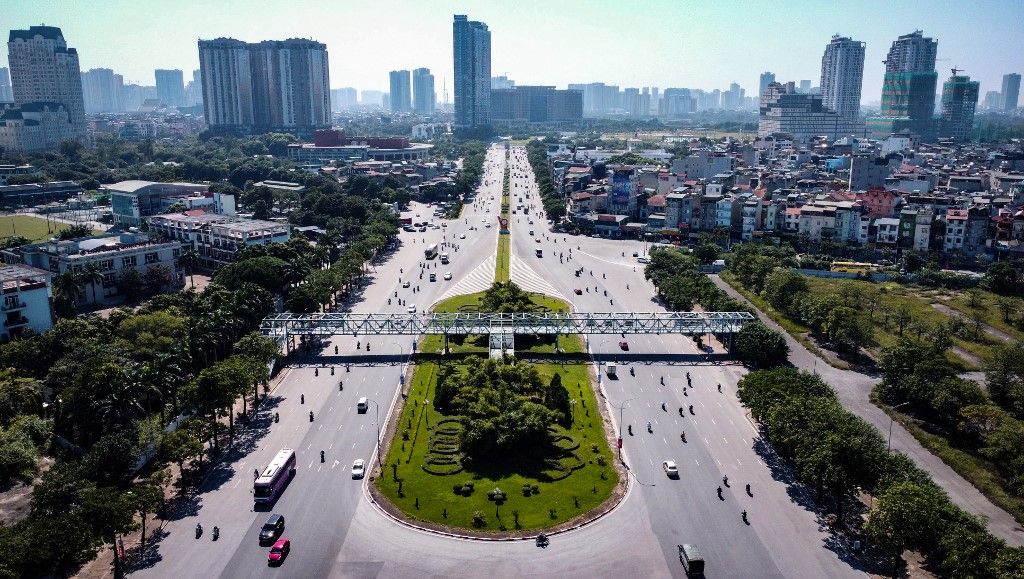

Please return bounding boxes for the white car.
[459,233,466,239]
[402,281,411,288]
[662,460,679,478]
[351,459,365,479]
[485,223,491,228]
[443,272,452,280]
[637,256,651,264]
[407,304,417,313]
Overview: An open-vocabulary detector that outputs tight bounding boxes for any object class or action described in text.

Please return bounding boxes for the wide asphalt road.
[133,145,864,578]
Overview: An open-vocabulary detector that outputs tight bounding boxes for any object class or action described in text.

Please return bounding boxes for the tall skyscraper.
[0,67,12,102]
[330,87,357,111]
[939,71,979,141]
[199,37,330,133]
[81,68,122,113]
[155,69,185,107]
[389,70,412,113]
[7,25,86,137]
[1002,73,1021,111]
[820,34,865,119]
[412,68,435,114]
[453,14,491,131]
[759,72,775,97]
[868,30,938,139]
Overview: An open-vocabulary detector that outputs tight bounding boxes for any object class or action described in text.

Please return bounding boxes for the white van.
[357,398,368,413]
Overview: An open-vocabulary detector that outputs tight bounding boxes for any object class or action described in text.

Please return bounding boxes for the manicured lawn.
[496,235,510,282]
[0,214,99,242]
[376,293,616,532]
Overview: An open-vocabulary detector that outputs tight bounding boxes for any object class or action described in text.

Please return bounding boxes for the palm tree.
[177,247,200,288]
[82,262,105,305]
[53,270,85,310]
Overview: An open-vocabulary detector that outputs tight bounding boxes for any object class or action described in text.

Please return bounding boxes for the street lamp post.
[368,399,382,473]
[616,397,635,461]
[597,338,614,384]
[887,402,911,452]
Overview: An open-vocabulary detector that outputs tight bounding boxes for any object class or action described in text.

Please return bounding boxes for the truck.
[677,544,705,576]
[425,244,438,259]
[606,363,617,378]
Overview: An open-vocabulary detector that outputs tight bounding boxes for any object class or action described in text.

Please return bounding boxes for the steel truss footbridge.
[262,311,756,355]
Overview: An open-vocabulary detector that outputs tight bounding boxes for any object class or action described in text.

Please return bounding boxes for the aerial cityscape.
[1,1,1024,578]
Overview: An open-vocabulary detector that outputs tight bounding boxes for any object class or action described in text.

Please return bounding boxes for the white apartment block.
[147,213,290,268]
[0,264,53,340]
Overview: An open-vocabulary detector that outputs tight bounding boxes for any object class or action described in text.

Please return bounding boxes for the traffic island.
[369,287,625,537]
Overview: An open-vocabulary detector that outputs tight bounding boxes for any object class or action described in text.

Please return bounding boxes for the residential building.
[874,217,900,245]
[360,90,385,108]
[106,180,214,225]
[758,82,868,141]
[939,72,979,141]
[0,264,53,340]
[867,31,938,140]
[1002,73,1021,111]
[185,68,203,106]
[412,68,435,114]
[983,91,1001,110]
[7,26,86,139]
[490,76,514,90]
[155,68,185,107]
[671,150,735,180]
[0,67,12,102]
[4,233,183,306]
[286,129,432,162]
[199,37,330,134]
[944,208,968,252]
[330,87,357,111]
[453,15,491,131]
[797,205,836,241]
[148,212,291,268]
[850,155,900,190]
[389,70,412,113]
[81,68,122,113]
[759,72,775,97]
[0,102,75,153]
[490,86,582,123]
[820,34,865,119]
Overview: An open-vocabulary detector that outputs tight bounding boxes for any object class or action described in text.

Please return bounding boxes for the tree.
[52,270,84,315]
[734,321,789,368]
[692,242,720,265]
[176,247,200,288]
[982,261,1023,296]
[251,199,271,220]
[116,268,145,303]
[81,262,105,305]
[131,480,165,552]
[159,429,203,490]
[867,481,947,578]
[761,268,808,315]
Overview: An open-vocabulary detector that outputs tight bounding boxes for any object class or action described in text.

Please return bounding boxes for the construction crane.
[951,67,963,76]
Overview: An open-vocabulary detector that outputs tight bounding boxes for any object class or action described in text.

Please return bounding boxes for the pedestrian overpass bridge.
[262,311,756,355]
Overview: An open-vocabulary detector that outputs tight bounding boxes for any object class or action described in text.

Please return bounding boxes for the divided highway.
[133,145,863,578]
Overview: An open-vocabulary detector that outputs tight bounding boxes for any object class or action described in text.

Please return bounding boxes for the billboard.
[611,169,633,205]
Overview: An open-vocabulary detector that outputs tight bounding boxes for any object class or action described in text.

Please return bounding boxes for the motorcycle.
[646,422,652,433]
[212,526,220,541]
[627,424,633,436]
[331,366,335,375]
[320,450,325,463]
[688,405,694,415]
[314,368,318,377]
[195,523,203,539]
[629,367,635,377]
[746,483,752,496]
[334,345,339,354]
[679,407,684,417]
[723,475,729,487]
[309,411,314,422]
[274,412,279,423]
[681,432,687,443]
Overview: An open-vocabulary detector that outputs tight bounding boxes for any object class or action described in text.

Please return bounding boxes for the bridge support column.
[554,333,560,353]
[443,333,450,355]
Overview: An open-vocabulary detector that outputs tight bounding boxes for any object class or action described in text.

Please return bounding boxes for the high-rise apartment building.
[360,90,385,107]
[1002,73,1021,111]
[330,87,357,111]
[820,34,865,119]
[939,72,979,141]
[412,68,435,114]
[7,26,86,138]
[490,86,582,122]
[184,68,203,106]
[388,70,412,113]
[0,67,12,102]
[759,72,775,97]
[453,15,491,131]
[798,80,812,93]
[868,30,938,140]
[491,76,514,90]
[155,69,185,107]
[81,68,122,113]
[198,37,330,134]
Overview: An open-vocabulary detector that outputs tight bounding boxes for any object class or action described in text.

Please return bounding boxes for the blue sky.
[5,0,1022,103]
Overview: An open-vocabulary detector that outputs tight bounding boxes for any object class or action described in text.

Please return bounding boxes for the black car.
[259,514,285,545]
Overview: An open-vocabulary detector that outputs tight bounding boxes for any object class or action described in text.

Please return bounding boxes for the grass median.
[374,292,616,533]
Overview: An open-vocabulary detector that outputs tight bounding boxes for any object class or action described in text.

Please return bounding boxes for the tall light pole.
[616,397,635,461]
[887,402,910,452]
[597,338,614,384]
[368,399,382,472]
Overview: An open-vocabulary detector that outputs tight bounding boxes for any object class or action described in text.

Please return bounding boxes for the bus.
[425,244,438,259]
[254,448,296,504]
[830,261,876,274]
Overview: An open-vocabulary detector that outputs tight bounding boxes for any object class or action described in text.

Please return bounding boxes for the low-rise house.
[0,264,53,340]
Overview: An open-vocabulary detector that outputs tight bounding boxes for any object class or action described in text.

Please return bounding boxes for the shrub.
[472,510,487,528]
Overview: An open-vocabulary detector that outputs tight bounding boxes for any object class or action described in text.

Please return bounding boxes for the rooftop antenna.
[951,67,962,76]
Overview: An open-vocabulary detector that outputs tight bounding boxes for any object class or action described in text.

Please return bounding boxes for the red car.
[268,538,291,565]
[619,340,629,351]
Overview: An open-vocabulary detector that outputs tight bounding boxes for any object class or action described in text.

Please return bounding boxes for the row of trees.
[739,368,1024,577]
[641,246,789,366]
[524,139,567,222]
[878,335,1024,499]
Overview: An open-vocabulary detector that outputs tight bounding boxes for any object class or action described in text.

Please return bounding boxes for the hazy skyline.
[5,0,1023,104]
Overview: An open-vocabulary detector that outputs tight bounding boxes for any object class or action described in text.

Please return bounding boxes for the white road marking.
[723,437,729,445]
[352,442,357,449]
[329,443,334,449]
[307,460,315,469]
[737,459,743,466]
[711,418,717,425]
[703,437,710,445]
[694,459,700,466]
